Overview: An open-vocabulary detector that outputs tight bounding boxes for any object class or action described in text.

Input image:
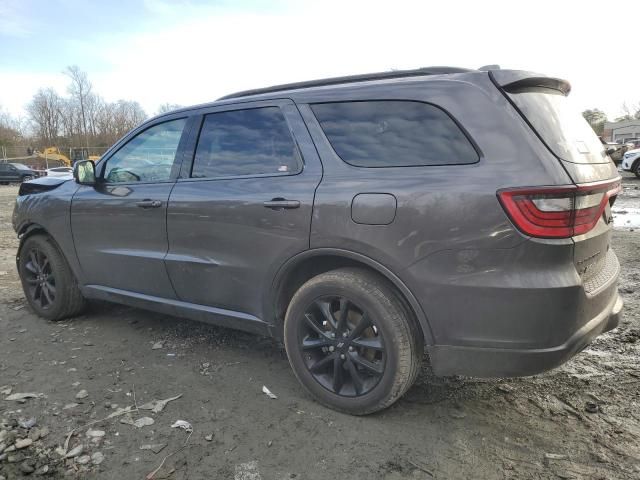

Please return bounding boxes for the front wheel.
[284,268,422,415]
[634,161,640,179]
[18,235,85,320]
[22,175,34,182]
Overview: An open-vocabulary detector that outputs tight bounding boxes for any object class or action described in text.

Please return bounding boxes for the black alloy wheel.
[300,296,385,397]
[18,234,85,320]
[285,268,423,414]
[22,248,56,309]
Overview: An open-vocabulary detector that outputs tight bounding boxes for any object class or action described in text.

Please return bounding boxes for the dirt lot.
[0,175,639,480]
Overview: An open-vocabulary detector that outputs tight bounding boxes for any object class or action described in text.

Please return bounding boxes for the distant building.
[603,119,640,143]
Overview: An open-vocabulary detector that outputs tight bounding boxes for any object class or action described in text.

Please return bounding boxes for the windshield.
[508,89,608,164]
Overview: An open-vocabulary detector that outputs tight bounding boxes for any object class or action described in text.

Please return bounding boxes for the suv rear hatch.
[491,70,621,298]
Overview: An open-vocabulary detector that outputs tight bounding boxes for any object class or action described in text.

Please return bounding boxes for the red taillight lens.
[498,179,621,238]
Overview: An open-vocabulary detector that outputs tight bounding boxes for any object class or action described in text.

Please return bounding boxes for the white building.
[603,119,640,143]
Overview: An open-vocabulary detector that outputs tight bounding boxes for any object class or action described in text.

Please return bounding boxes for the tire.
[634,161,640,179]
[22,175,33,182]
[17,234,85,321]
[284,268,423,415]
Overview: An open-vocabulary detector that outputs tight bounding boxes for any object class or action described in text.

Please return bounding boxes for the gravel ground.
[0,174,639,480]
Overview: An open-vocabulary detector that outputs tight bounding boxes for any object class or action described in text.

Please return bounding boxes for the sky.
[1,0,638,120]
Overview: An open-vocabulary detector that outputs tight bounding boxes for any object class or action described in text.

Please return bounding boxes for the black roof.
[218,66,473,100]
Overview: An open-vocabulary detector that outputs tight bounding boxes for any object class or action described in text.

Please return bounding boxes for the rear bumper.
[428,293,623,377]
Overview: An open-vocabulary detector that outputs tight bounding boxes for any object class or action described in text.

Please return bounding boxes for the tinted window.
[191,107,301,179]
[104,118,187,183]
[507,89,608,164]
[311,101,478,167]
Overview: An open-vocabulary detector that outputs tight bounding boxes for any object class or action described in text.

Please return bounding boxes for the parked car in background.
[0,162,37,184]
[601,139,625,164]
[13,67,623,414]
[625,139,640,150]
[621,148,640,177]
[45,166,74,178]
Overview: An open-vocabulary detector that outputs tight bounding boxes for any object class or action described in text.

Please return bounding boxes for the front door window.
[103,118,187,183]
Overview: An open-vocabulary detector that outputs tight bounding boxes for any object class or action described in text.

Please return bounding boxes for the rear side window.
[191,107,301,179]
[311,101,478,167]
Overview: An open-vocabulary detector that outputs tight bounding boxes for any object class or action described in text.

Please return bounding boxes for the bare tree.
[156,103,183,115]
[26,88,63,144]
[113,100,146,137]
[582,109,607,136]
[0,105,24,147]
[22,66,148,151]
[64,65,92,149]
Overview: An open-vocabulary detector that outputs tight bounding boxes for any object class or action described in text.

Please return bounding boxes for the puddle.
[613,182,640,230]
[611,199,640,229]
[613,207,640,230]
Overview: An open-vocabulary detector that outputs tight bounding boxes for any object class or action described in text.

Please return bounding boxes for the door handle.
[263,199,301,210]
[136,199,162,209]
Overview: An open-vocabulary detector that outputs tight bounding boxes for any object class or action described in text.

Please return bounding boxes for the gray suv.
[13,67,623,414]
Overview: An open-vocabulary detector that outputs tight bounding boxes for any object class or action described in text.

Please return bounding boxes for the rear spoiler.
[488,70,571,96]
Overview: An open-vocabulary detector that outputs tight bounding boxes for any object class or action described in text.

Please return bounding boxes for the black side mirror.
[74,160,96,185]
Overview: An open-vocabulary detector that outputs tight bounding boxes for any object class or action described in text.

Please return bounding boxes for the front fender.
[13,182,84,285]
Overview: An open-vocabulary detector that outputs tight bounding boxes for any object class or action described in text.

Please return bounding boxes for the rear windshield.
[508,89,608,164]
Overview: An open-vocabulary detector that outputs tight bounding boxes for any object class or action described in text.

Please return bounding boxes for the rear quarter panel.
[296,74,577,346]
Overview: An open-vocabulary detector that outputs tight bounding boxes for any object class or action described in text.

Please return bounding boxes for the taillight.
[498,179,621,238]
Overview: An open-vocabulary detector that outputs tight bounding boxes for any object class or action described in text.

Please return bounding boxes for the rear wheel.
[284,268,422,415]
[22,175,34,182]
[634,160,640,179]
[18,235,85,320]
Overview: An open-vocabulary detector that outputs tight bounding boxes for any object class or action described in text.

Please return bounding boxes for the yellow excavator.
[35,147,72,167]
[35,147,101,168]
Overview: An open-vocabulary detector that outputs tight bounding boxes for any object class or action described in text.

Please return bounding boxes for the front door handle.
[136,199,162,209]
[263,199,301,210]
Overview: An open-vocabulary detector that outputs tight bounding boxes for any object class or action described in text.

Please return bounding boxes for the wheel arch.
[16,223,78,279]
[17,222,49,249]
[269,248,434,345]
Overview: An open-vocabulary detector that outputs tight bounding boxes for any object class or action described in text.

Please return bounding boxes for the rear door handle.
[136,199,162,209]
[263,199,300,210]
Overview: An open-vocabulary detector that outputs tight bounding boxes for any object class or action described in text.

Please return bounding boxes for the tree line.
[0,66,183,153]
[27,65,148,149]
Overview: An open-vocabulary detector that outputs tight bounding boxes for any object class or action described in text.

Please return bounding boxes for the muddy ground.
[0,175,639,480]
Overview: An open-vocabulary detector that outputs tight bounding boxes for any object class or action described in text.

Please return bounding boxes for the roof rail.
[218,66,473,100]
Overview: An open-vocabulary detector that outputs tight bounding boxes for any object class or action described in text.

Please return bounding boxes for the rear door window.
[311,100,478,167]
[191,107,301,179]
